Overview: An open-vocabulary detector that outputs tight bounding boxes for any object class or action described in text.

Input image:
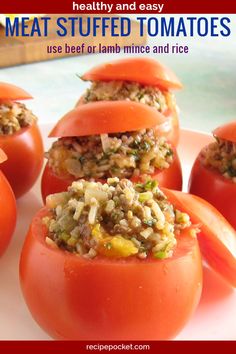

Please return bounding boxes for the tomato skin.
[0,123,44,198]
[20,208,202,340]
[189,157,236,230]
[213,120,236,144]
[0,170,17,255]
[41,163,74,203]
[163,187,236,287]
[0,82,32,101]
[41,152,182,203]
[49,101,167,138]
[76,97,179,146]
[81,57,183,91]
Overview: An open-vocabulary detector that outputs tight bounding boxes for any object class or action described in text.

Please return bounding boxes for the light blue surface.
[0,15,236,134]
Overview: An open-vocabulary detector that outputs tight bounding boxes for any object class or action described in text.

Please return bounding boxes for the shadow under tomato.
[198,264,233,307]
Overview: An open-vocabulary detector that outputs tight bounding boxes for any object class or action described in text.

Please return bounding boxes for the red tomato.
[189,158,236,230]
[0,153,17,256]
[0,123,44,198]
[41,151,182,203]
[0,82,32,101]
[80,58,181,145]
[81,57,183,91]
[163,188,236,287]
[49,101,167,138]
[41,163,74,203]
[189,121,236,232]
[20,207,202,340]
[213,120,236,143]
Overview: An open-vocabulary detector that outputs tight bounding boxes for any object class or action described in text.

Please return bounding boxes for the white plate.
[0,125,235,340]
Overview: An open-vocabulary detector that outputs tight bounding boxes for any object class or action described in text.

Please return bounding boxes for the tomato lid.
[0,148,7,164]
[49,100,167,138]
[163,188,236,288]
[0,82,33,101]
[213,120,236,144]
[81,57,183,91]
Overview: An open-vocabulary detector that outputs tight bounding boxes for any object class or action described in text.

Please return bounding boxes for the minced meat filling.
[201,137,236,182]
[0,102,37,135]
[44,178,192,259]
[83,81,173,112]
[46,130,173,179]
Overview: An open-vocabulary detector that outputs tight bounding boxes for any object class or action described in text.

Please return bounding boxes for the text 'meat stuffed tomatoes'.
[78,57,182,145]
[41,101,182,202]
[0,149,17,256]
[21,178,202,340]
[0,82,44,198]
[189,121,236,230]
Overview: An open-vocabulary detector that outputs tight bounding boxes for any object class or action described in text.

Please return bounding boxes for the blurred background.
[0,14,235,133]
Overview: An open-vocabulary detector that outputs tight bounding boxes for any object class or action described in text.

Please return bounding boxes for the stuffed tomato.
[0,149,17,255]
[78,57,182,146]
[41,101,182,202]
[21,178,202,340]
[189,121,236,229]
[0,82,44,198]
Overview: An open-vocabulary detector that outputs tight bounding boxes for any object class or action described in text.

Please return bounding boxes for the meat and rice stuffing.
[0,102,37,135]
[200,137,236,182]
[46,130,173,179]
[83,81,175,113]
[44,178,194,259]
